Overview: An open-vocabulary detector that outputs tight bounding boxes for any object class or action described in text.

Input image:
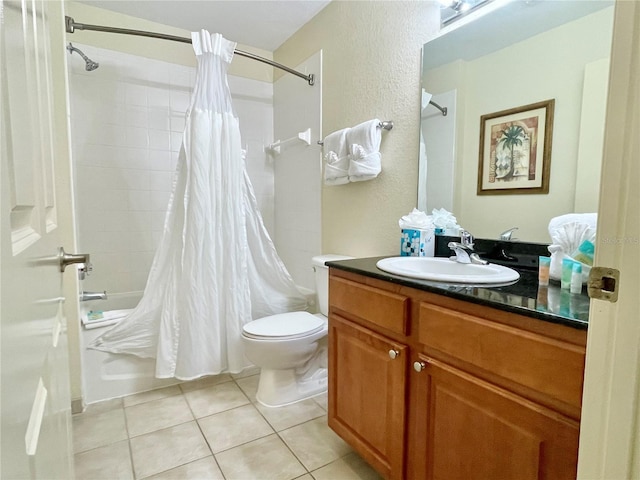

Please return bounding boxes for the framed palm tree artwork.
[477,99,554,195]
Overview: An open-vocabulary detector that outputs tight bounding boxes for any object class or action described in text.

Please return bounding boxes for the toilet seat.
[242,312,325,340]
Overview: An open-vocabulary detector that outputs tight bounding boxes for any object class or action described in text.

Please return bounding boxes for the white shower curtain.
[90,31,307,380]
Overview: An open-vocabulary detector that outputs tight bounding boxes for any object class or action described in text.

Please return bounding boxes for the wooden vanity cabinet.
[328,268,587,480]
[411,355,580,480]
[328,275,410,479]
[329,315,408,479]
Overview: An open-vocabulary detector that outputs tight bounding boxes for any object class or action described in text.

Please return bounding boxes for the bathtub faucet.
[80,290,108,302]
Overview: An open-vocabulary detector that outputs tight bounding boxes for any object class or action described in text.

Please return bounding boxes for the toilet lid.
[242,312,325,339]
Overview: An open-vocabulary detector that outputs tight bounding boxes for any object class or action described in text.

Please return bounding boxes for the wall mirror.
[418,0,614,243]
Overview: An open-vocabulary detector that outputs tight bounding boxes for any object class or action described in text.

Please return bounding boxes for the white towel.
[547,213,597,281]
[347,119,382,182]
[82,309,132,329]
[323,128,350,186]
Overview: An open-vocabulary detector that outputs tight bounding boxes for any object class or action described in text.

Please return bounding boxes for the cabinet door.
[413,356,580,480]
[329,314,408,480]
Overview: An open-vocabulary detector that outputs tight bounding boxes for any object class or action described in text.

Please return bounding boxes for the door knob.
[58,247,90,272]
[388,349,400,359]
[413,361,426,372]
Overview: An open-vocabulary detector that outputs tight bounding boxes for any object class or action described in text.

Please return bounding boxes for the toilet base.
[255,367,328,408]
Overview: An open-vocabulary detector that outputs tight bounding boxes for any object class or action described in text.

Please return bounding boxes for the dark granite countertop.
[326,256,589,330]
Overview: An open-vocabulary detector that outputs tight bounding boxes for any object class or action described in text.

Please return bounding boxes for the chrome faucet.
[499,227,518,241]
[80,290,107,302]
[448,231,488,265]
[460,230,474,248]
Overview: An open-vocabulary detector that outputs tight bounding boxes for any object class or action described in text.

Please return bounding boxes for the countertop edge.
[327,257,589,331]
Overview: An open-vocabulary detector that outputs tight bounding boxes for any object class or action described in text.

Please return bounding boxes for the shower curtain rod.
[429,100,447,116]
[64,16,315,86]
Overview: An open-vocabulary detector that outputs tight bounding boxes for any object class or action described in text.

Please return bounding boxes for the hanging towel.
[347,119,382,182]
[323,128,350,186]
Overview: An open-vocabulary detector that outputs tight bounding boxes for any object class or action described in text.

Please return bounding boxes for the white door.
[1,0,76,478]
[578,1,640,478]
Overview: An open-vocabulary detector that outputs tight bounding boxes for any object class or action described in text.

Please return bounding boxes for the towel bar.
[317,120,393,145]
[266,128,311,155]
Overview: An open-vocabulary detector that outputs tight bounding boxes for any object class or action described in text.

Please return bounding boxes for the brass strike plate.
[587,266,620,303]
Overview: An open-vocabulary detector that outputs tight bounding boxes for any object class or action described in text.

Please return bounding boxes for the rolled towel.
[347,119,382,182]
[322,128,350,186]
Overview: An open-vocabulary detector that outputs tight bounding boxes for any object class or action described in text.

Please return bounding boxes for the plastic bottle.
[570,263,583,294]
[561,258,574,290]
[538,256,550,286]
[571,240,595,266]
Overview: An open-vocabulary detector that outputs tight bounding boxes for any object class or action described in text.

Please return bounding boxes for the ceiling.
[79,1,331,51]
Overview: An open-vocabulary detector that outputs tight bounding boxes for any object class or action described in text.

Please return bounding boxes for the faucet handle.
[500,227,519,241]
[460,230,474,248]
[78,262,93,281]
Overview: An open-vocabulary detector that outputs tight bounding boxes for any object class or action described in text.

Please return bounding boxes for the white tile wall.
[68,44,276,297]
[421,90,457,214]
[273,52,323,290]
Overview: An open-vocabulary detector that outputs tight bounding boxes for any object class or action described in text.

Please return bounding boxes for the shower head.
[67,43,99,71]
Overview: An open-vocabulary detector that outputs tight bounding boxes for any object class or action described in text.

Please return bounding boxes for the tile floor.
[73,369,383,480]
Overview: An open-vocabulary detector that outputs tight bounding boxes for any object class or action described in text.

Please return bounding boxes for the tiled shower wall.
[68,45,275,298]
[273,52,322,290]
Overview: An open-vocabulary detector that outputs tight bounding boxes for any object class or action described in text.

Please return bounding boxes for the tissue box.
[400,229,434,257]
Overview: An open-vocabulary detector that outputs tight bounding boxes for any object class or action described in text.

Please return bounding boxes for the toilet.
[241,254,353,407]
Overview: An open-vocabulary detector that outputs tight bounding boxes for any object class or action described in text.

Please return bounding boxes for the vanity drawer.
[418,303,586,410]
[329,277,409,335]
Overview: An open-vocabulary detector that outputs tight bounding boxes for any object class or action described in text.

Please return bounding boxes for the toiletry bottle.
[561,258,574,290]
[559,290,571,317]
[570,263,583,294]
[536,286,548,312]
[538,256,550,286]
[571,240,595,266]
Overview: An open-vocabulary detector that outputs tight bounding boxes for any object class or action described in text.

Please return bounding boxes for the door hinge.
[587,266,620,303]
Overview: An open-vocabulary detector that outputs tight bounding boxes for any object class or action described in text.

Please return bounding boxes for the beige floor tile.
[72,407,128,453]
[199,404,274,453]
[125,394,194,437]
[230,365,260,379]
[215,434,306,480]
[142,456,224,480]
[280,416,352,471]
[123,384,182,407]
[184,381,249,418]
[256,398,325,432]
[235,374,259,403]
[179,373,233,393]
[294,476,314,480]
[310,452,383,480]
[74,440,133,480]
[129,421,211,479]
[313,391,328,411]
[83,397,124,415]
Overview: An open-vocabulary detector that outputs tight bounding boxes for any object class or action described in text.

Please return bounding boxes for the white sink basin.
[376,257,520,284]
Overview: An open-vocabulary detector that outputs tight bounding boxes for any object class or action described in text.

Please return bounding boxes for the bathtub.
[80,287,317,405]
[80,291,178,405]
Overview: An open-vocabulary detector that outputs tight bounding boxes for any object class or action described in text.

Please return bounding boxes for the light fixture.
[440,0,493,26]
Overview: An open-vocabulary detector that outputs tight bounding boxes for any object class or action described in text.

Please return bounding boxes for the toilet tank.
[312,254,354,317]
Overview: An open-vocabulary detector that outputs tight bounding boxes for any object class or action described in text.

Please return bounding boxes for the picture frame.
[477,99,554,195]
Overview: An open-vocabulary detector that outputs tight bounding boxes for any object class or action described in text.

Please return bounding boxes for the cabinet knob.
[413,361,426,372]
[388,349,400,359]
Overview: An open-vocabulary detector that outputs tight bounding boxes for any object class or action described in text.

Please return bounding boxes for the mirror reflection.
[418,1,614,243]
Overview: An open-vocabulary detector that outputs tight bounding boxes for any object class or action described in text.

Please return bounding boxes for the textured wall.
[275,1,440,257]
